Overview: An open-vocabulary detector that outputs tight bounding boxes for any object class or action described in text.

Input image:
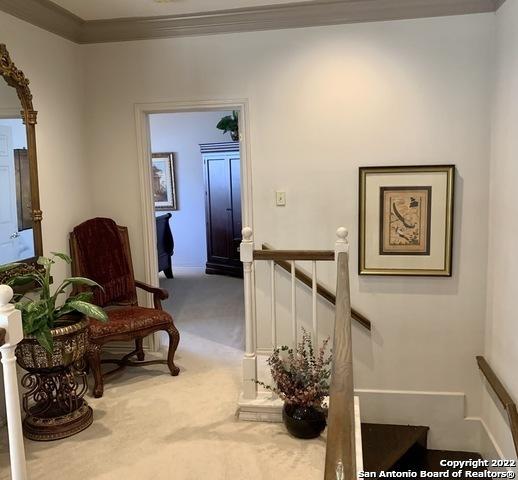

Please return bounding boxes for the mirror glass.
[0,76,34,264]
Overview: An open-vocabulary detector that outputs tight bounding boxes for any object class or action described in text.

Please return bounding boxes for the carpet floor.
[161,271,246,351]
[0,272,327,480]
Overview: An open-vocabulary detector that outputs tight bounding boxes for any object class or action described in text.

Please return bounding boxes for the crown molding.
[0,0,500,45]
[0,0,82,42]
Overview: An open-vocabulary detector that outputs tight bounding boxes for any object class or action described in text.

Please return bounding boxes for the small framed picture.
[359,165,455,276]
[152,152,177,211]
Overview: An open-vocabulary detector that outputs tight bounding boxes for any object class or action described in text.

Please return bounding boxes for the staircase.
[362,422,484,477]
[238,229,495,479]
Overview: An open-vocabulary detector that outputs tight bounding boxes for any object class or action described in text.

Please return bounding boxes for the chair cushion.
[88,306,172,339]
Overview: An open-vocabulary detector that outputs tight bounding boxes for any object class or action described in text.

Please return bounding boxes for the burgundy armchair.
[70,217,180,398]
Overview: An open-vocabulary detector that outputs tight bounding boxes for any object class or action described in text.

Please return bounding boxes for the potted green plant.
[258,329,332,439]
[4,253,108,441]
[216,110,239,141]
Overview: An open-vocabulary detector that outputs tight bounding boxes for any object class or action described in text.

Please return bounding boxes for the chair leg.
[165,323,180,376]
[135,338,145,361]
[87,343,104,398]
[164,267,174,279]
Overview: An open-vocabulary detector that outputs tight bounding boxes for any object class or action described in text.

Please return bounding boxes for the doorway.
[138,103,251,353]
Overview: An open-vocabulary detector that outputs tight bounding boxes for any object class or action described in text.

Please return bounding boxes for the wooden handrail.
[0,327,5,347]
[253,249,335,261]
[325,251,356,480]
[476,356,518,456]
[262,243,371,331]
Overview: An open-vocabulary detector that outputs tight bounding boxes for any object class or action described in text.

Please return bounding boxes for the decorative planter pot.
[16,316,93,441]
[282,403,327,439]
[230,131,239,142]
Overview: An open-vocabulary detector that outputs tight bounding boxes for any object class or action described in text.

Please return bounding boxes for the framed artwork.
[359,165,455,276]
[152,152,177,211]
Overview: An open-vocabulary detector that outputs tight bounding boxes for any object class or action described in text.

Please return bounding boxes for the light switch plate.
[276,191,286,206]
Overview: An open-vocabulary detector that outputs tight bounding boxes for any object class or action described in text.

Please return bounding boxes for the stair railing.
[324,246,356,480]
[476,356,518,457]
[240,228,359,478]
[0,285,27,480]
[261,243,371,331]
[239,227,350,400]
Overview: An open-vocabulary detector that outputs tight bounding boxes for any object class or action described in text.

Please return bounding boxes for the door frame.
[134,99,253,352]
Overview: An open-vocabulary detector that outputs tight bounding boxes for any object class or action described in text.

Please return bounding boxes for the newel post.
[0,285,27,480]
[335,227,349,258]
[240,227,257,400]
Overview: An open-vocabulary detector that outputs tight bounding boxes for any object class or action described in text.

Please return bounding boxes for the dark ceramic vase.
[282,404,327,439]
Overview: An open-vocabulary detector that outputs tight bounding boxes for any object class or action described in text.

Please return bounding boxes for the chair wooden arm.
[135,281,169,309]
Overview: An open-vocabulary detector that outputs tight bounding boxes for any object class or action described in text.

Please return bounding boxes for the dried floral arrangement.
[258,329,332,408]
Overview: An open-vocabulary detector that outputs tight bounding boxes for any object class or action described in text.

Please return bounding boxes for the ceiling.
[50,0,316,20]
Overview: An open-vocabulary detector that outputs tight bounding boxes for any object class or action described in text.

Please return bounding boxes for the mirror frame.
[0,44,43,282]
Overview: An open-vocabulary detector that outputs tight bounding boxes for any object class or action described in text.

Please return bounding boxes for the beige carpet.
[0,273,327,480]
[161,271,245,351]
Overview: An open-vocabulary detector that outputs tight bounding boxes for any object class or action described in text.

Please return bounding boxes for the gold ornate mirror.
[0,44,43,276]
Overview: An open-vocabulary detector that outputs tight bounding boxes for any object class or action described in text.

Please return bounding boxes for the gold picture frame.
[359,165,455,276]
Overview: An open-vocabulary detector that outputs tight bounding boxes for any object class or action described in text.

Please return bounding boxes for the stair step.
[361,423,429,472]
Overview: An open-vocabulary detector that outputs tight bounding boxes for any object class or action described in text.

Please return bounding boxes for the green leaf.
[56,292,94,318]
[67,300,108,322]
[51,252,72,264]
[34,327,53,353]
[37,256,54,267]
[69,291,94,302]
[6,273,43,287]
[54,304,75,318]
[64,277,102,287]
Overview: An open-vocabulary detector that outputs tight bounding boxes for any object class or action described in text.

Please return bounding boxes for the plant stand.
[21,362,93,441]
[16,318,94,441]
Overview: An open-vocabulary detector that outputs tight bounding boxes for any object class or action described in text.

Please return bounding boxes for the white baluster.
[335,227,349,258]
[0,285,27,480]
[240,227,257,400]
[312,261,318,343]
[291,261,297,347]
[270,260,277,349]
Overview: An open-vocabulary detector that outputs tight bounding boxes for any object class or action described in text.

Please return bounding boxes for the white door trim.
[134,99,253,351]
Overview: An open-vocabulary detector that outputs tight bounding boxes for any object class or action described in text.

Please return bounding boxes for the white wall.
[83,13,494,419]
[150,111,233,269]
[0,11,91,423]
[483,0,518,460]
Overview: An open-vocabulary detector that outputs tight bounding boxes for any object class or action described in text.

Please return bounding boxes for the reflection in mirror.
[0,78,34,264]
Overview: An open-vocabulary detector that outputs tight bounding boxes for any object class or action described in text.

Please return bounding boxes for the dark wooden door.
[202,143,242,277]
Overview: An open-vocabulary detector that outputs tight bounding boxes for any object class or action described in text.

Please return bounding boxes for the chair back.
[70,217,138,307]
[156,213,174,257]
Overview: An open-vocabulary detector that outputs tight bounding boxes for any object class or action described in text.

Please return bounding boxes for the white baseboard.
[169,266,205,275]
[238,391,283,422]
[238,387,504,456]
[477,416,505,461]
